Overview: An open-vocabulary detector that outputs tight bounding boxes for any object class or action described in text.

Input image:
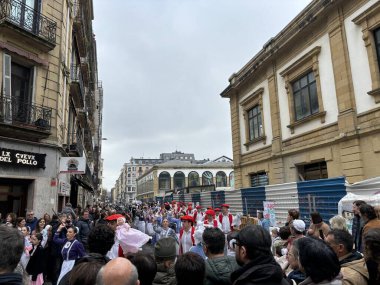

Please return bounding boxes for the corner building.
[0,0,103,217]
[222,0,380,189]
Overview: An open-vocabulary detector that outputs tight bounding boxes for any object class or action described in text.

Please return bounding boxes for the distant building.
[136,158,234,201]
[221,0,380,189]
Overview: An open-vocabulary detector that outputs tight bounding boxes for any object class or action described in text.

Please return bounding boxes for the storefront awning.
[73,177,94,193]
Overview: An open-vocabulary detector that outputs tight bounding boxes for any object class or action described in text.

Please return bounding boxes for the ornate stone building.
[0,0,103,217]
[222,0,380,189]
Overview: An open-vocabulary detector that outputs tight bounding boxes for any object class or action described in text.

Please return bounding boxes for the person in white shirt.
[219,204,234,234]
[203,209,222,230]
[179,215,195,254]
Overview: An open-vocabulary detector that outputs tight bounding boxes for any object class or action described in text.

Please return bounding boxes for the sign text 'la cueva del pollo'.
[0,148,46,169]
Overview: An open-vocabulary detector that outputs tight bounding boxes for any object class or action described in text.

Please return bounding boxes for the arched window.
[188,171,200,187]
[202,171,213,185]
[159,172,171,190]
[174,171,185,189]
[229,171,235,188]
[216,171,227,187]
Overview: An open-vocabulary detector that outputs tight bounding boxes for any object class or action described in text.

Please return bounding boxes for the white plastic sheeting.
[346,177,380,196]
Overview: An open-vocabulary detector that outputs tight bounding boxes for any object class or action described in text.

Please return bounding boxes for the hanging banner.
[59,157,86,174]
[0,147,46,169]
[263,201,276,227]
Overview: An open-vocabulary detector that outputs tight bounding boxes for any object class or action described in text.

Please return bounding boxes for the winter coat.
[352,215,364,251]
[362,218,380,238]
[76,218,92,246]
[299,273,343,285]
[0,273,23,285]
[231,255,289,285]
[205,255,240,285]
[341,258,369,285]
[152,263,176,285]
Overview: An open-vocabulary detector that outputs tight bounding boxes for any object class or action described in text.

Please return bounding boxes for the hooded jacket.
[231,255,289,285]
[341,258,369,285]
[205,255,240,285]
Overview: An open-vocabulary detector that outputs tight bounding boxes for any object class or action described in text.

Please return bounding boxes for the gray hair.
[0,225,24,272]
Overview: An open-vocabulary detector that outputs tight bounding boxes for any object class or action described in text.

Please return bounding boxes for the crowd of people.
[0,199,380,285]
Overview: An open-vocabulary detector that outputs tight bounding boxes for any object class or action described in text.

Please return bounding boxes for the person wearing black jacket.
[26,233,45,284]
[77,210,93,249]
[230,225,289,285]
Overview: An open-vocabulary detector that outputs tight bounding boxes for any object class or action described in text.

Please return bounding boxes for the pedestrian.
[352,200,366,252]
[5,212,17,227]
[286,209,300,227]
[67,261,102,285]
[16,217,26,231]
[127,252,157,285]
[329,215,348,231]
[286,243,306,284]
[153,237,177,285]
[53,224,86,284]
[230,225,289,285]
[175,252,206,285]
[296,237,342,285]
[202,227,239,285]
[26,210,38,233]
[307,212,330,240]
[96,257,139,285]
[20,226,32,270]
[363,228,380,285]
[325,229,369,285]
[61,203,76,221]
[0,226,24,284]
[26,233,45,285]
[257,211,270,232]
[360,204,380,238]
[153,217,179,244]
[77,210,93,250]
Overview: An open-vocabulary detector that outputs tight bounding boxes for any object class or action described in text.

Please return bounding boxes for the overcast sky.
[93,0,311,191]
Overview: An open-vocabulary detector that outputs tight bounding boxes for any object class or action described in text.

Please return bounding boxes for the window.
[248,105,262,141]
[229,171,235,188]
[292,71,318,121]
[297,161,327,181]
[216,171,227,187]
[159,172,171,190]
[202,171,213,185]
[353,2,380,102]
[250,172,268,187]
[188,171,200,186]
[240,88,266,148]
[280,46,325,134]
[174,172,185,189]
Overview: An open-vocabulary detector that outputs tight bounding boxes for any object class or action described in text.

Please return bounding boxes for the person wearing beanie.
[153,238,177,285]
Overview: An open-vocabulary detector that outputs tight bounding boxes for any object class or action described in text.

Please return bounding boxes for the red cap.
[181,215,193,222]
[188,202,193,205]
[188,206,193,210]
[105,214,124,221]
[196,205,202,209]
[205,209,215,216]
[214,208,221,211]
[172,201,176,204]
[221,204,230,208]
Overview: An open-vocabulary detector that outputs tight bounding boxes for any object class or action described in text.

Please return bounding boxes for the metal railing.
[0,96,52,131]
[0,0,57,45]
[68,131,84,155]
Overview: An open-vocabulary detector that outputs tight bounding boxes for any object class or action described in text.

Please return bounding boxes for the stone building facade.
[221,0,380,189]
[0,0,103,218]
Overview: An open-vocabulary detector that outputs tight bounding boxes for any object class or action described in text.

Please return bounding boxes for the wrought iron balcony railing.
[0,0,57,45]
[0,96,52,131]
[67,131,84,156]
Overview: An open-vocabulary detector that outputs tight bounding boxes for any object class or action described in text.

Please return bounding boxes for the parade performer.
[203,209,222,230]
[219,204,234,234]
[193,205,204,227]
[26,233,45,285]
[106,214,125,259]
[179,215,195,254]
[53,225,86,284]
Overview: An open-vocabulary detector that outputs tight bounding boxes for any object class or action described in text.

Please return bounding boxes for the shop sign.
[58,181,71,196]
[0,147,46,169]
[59,157,86,174]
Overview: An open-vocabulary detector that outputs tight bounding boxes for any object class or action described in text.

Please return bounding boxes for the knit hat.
[154,237,177,259]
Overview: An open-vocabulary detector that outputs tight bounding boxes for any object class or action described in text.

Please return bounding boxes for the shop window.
[280,46,325,134]
[297,161,328,181]
[240,88,266,149]
[250,172,268,187]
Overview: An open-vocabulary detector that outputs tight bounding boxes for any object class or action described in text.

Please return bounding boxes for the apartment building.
[0,0,103,217]
[221,0,380,189]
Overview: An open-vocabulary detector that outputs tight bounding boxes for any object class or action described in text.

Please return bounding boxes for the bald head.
[97,258,139,285]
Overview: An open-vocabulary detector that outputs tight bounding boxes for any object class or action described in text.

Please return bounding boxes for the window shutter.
[3,54,11,98]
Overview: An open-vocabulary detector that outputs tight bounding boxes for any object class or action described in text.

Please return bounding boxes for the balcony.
[0,0,56,52]
[72,1,87,57]
[66,131,84,157]
[70,64,85,108]
[0,96,52,140]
